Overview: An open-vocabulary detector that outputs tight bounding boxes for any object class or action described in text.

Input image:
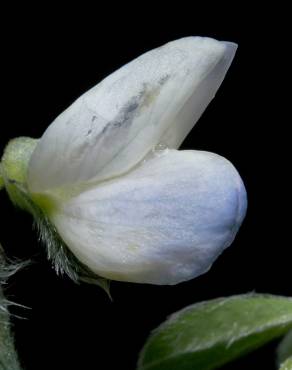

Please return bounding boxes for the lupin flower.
[0,37,247,285]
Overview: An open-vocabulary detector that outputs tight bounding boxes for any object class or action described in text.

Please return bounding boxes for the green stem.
[1,245,23,370]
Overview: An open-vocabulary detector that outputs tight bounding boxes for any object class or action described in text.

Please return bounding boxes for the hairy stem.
[0,245,23,370]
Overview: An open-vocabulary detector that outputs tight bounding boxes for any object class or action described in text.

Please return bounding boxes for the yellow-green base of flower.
[0,137,111,297]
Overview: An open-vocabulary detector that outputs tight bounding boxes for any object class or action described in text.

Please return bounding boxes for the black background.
[0,8,290,370]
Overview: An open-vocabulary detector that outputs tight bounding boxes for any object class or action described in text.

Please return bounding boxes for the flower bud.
[1,37,247,285]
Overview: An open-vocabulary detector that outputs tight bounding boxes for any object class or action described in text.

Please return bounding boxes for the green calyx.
[0,137,55,215]
[0,137,111,296]
[1,137,37,185]
[1,137,38,210]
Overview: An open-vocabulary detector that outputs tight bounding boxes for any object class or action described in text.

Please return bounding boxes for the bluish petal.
[50,149,247,285]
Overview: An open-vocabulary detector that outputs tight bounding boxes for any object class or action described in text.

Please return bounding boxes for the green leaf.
[0,164,4,191]
[278,331,292,369]
[280,358,292,370]
[137,294,292,370]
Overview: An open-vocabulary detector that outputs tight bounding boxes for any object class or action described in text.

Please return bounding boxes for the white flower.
[25,36,247,285]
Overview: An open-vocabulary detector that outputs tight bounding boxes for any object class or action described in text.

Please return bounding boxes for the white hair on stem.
[0,244,27,370]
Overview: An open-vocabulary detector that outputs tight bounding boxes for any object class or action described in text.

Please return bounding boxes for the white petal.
[28,37,237,193]
[50,150,247,285]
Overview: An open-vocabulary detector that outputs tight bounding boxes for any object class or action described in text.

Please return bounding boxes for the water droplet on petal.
[153,142,169,157]
[155,142,168,151]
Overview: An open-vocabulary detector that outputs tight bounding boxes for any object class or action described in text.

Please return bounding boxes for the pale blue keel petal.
[28,37,237,193]
[51,150,247,285]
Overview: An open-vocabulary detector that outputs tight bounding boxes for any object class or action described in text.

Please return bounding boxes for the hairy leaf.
[279,358,292,370]
[138,294,292,370]
[278,331,292,369]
